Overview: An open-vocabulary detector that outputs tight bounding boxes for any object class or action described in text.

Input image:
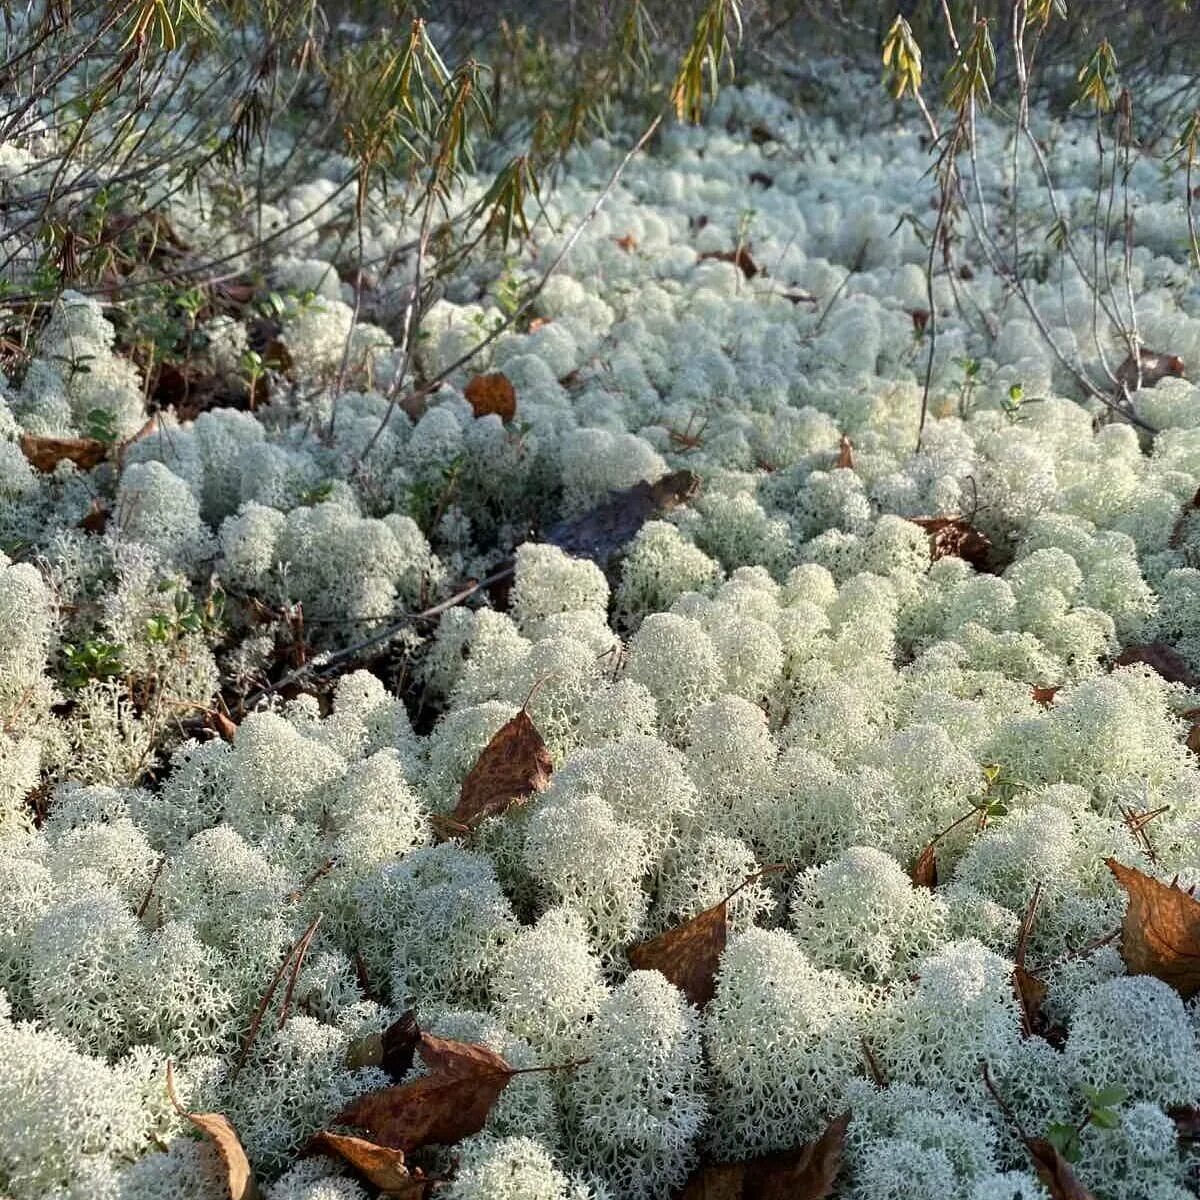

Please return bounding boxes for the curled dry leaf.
[1026,1137,1098,1200]
[446,706,552,830]
[1106,858,1200,998]
[613,233,639,251]
[545,469,701,571]
[306,1132,430,1197]
[699,247,760,279]
[676,1111,850,1199]
[836,434,855,470]
[18,432,108,474]
[628,898,728,1008]
[1113,642,1200,689]
[1031,685,1059,708]
[907,515,992,571]
[166,1061,260,1200]
[336,1033,515,1152]
[910,841,938,889]
[463,371,517,421]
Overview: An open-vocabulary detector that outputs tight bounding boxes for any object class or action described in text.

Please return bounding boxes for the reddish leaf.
[676,1112,850,1199]
[448,707,552,830]
[910,842,938,889]
[628,899,728,1008]
[166,1061,261,1200]
[908,308,930,334]
[208,711,239,743]
[306,1132,431,1197]
[1032,685,1059,707]
[908,515,992,570]
[836,434,855,470]
[19,432,108,473]
[80,499,110,533]
[1026,1137,1099,1200]
[527,317,552,333]
[699,247,760,279]
[1014,964,1049,1036]
[1115,348,1185,392]
[463,372,517,421]
[1113,643,1200,688]
[336,1035,515,1152]
[1106,858,1200,998]
[1170,1105,1200,1145]
[613,233,639,252]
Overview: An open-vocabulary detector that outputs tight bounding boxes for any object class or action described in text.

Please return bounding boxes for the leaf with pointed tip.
[676,1112,850,1198]
[448,708,552,830]
[1014,964,1049,1036]
[463,372,516,421]
[336,1038,515,1152]
[1107,858,1200,998]
[1031,685,1059,707]
[910,842,937,889]
[836,434,854,470]
[166,1062,260,1200]
[306,1132,431,1197]
[628,898,727,1008]
[1026,1137,1099,1200]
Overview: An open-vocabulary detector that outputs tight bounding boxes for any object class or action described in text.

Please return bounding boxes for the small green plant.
[956,357,982,418]
[62,639,125,689]
[300,481,335,507]
[83,407,120,444]
[146,580,224,644]
[1045,1084,1130,1162]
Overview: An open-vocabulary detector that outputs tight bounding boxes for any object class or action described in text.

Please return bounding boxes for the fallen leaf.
[463,372,516,421]
[699,247,759,279]
[910,841,938,889]
[836,434,854,470]
[1106,858,1200,998]
[1170,1105,1200,1145]
[613,233,639,252]
[336,1033,515,1152]
[527,316,552,333]
[381,1010,421,1078]
[628,898,728,1008]
[1032,685,1059,707]
[166,1061,260,1200]
[545,469,701,570]
[19,432,108,473]
[447,707,552,830]
[676,1111,849,1199]
[1168,487,1200,549]
[306,1132,430,1197]
[1188,722,1200,757]
[908,515,992,571]
[1014,964,1049,1036]
[1115,348,1185,392]
[748,170,774,188]
[80,498,110,533]
[908,307,930,334]
[208,711,239,743]
[1026,1137,1098,1200]
[1113,643,1200,688]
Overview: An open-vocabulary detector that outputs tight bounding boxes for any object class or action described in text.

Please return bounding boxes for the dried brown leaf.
[463,372,517,421]
[306,1131,429,1197]
[449,708,552,829]
[676,1111,849,1199]
[1114,348,1185,392]
[1106,858,1200,998]
[166,1061,260,1200]
[613,233,639,252]
[1026,1137,1099,1200]
[1113,642,1200,688]
[19,432,108,473]
[1032,685,1059,707]
[908,515,992,570]
[545,470,701,570]
[628,899,728,1008]
[910,842,938,889]
[1188,722,1200,757]
[699,247,760,279]
[335,1036,515,1152]
[836,434,854,470]
[1170,1105,1200,1145]
[1014,964,1049,1035]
